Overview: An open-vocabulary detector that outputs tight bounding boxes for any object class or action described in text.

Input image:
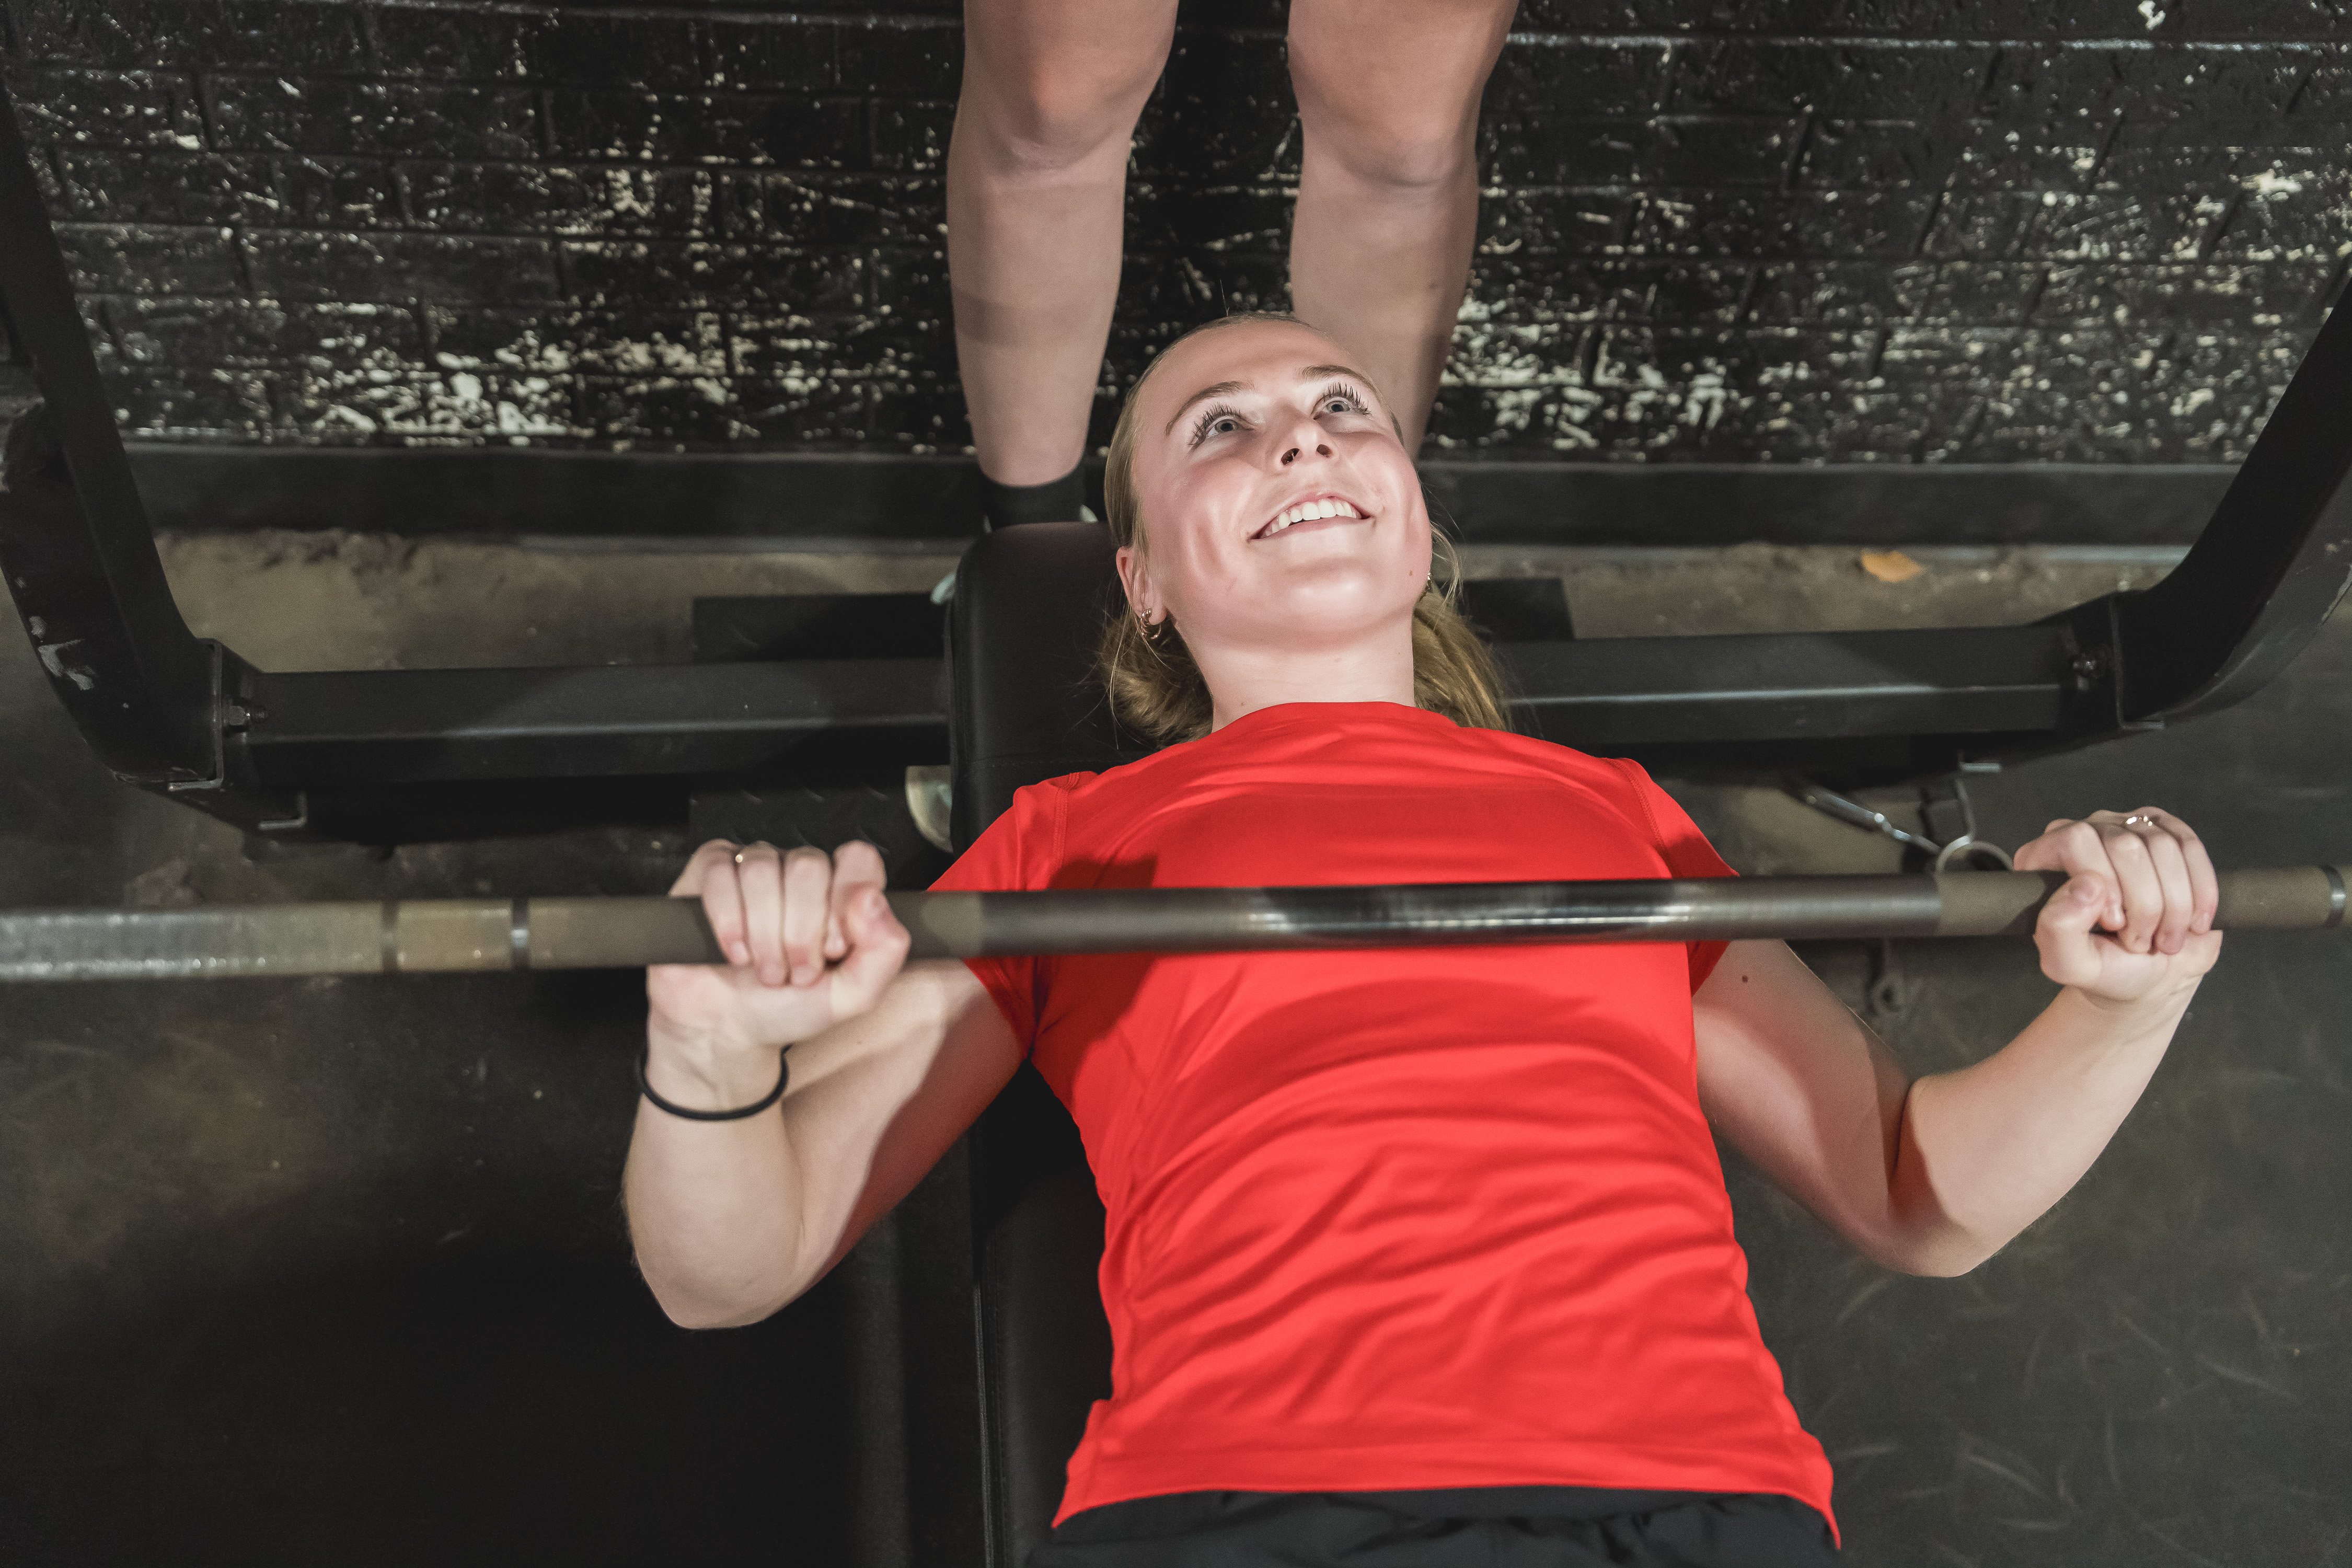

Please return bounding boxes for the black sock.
[978,463,1092,529]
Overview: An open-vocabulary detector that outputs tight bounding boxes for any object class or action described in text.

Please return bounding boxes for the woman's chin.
[1254,542,1417,589]
[1201,584,1423,652]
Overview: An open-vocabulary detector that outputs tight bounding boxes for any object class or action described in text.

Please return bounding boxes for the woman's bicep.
[1692,939,1914,1265]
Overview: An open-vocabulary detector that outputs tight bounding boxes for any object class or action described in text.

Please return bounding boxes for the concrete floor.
[2,535,2345,1566]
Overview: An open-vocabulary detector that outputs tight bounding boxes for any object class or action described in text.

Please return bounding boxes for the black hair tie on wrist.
[635,1043,789,1122]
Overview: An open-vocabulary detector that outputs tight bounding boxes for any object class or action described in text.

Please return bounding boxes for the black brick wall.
[3,0,2346,462]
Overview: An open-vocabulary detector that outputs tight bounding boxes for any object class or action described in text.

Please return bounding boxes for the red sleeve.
[1609,757,1739,993]
[926,776,1084,1056]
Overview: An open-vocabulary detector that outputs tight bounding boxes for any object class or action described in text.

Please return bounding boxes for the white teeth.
[1259,498,1361,537]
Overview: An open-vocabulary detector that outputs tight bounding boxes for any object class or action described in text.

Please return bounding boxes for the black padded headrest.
[948,521,1152,854]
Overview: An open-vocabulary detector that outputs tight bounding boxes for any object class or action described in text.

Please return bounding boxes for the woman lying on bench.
[622,313,2223,1567]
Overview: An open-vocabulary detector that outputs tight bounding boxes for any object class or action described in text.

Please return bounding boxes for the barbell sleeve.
[0,868,2341,982]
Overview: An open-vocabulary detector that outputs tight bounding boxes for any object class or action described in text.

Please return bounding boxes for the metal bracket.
[162,640,229,794]
[2049,592,2163,743]
[153,639,307,834]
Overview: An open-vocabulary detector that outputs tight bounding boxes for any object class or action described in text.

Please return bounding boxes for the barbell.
[0,867,2342,982]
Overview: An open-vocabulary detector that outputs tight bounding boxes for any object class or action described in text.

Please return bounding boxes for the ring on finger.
[2122,813,2158,828]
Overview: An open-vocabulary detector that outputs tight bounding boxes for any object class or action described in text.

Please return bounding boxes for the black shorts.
[1028,1485,1839,1567]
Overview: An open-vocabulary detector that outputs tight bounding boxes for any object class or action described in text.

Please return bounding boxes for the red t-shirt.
[933,701,1835,1533]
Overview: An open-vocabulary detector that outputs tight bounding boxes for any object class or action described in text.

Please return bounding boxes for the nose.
[1276,411,1334,468]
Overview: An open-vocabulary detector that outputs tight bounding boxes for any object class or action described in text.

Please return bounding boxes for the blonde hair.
[1094,313,1510,744]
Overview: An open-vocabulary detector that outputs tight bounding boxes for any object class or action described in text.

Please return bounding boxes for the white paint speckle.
[2137,0,2165,28]
[1446,293,1748,452]
[604,168,658,220]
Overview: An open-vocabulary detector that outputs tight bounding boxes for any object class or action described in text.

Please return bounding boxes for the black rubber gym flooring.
[1,577,2345,1567]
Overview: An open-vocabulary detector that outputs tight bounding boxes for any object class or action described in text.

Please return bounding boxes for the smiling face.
[1115,318,1434,667]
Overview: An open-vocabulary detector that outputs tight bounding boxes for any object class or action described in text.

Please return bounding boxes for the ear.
[1115,544,1161,625]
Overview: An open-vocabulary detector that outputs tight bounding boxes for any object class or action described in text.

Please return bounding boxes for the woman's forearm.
[1890,981,2198,1275]
[622,1024,812,1329]
[623,956,1016,1332]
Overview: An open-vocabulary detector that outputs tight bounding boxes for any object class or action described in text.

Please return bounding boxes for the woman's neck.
[1198,625,1419,732]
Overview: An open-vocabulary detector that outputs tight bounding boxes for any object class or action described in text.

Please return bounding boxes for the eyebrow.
[1163,380,1247,436]
[1161,364,1379,437]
